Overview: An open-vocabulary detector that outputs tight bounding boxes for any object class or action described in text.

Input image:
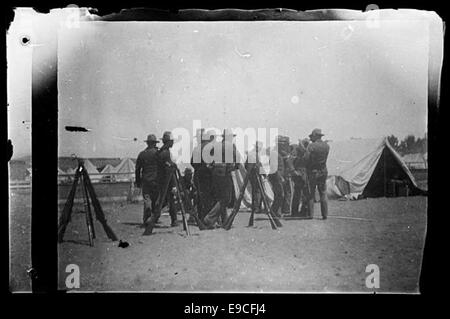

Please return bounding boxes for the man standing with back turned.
[306,129,330,220]
[198,129,239,229]
[143,131,179,235]
[135,134,160,226]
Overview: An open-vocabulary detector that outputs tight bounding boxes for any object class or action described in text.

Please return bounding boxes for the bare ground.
[55,196,427,293]
[9,190,32,292]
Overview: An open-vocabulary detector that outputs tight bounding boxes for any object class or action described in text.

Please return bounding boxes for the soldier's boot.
[299,200,309,218]
[199,203,219,230]
[188,208,207,230]
[142,196,152,225]
[320,195,328,220]
[308,198,315,219]
[143,208,151,225]
[142,220,155,236]
[187,214,196,225]
[170,211,179,227]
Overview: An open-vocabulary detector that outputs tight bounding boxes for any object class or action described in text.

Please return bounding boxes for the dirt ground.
[9,190,32,292]
[53,196,427,293]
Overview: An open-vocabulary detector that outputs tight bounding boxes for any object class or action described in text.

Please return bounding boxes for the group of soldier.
[135,127,330,236]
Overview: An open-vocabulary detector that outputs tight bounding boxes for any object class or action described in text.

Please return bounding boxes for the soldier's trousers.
[142,181,159,224]
[268,173,284,217]
[308,168,328,219]
[148,177,177,226]
[249,173,262,214]
[291,175,309,216]
[195,170,213,220]
[203,175,232,227]
[282,177,292,215]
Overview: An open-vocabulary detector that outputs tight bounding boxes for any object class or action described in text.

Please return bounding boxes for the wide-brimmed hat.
[161,131,174,143]
[309,128,324,138]
[145,134,159,144]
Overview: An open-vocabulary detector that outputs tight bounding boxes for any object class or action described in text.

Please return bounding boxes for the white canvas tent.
[114,158,136,181]
[326,137,424,199]
[83,159,101,182]
[57,167,67,183]
[101,164,115,174]
[100,164,116,182]
[402,153,427,170]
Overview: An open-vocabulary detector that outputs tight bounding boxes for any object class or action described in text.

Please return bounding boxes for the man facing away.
[143,131,179,235]
[198,129,240,229]
[191,129,215,220]
[306,129,330,220]
[181,167,196,208]
[290,138,311,217]
[135,134,160,226]
[245,141,264,215]
[267,145,285,217]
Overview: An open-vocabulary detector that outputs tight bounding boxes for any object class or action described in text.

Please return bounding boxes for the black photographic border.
[3,0,447,310]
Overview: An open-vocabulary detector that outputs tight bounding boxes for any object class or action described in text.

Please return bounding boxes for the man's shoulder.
[137,149,147,157]
[319,140,330,150]
[157,146,168,154]
[309,140,328,149]
[140,147,158,156]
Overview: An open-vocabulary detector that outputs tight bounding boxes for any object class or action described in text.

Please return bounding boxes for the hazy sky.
[57,20,429,159]
[8,16,432,160]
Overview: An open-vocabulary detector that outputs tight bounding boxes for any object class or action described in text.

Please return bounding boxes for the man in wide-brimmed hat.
[306,128,329,220]
[197,128,241,229]
[245,141,264,215]
[143,131,179,235]
[290,138,311,217]
[276,135,293,216]
[135,134,161,226]
[181,167,196,210]
[190,129,216,221]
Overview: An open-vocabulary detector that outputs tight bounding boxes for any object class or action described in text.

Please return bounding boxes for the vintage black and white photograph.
[7,6,443,293]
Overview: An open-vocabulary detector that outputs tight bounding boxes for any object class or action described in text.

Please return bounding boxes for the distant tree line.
[387,134,427,156]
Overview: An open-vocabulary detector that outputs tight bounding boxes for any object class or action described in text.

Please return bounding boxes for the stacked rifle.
[223,144,282,230]
[58,158,118,246]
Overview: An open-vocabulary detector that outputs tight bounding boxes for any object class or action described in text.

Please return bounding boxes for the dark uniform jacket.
[268,150,285,178]
[306,140,330,171]
[157,144,175,184]
[135,146,159,186]
[191,142,211,173]
[212,140,239,177]
[292,144,308,170]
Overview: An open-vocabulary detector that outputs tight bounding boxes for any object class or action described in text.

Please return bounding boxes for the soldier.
[191,129,215,220]
[267,146,285,217]
[198,129,239,229]
[290,138,310,217]
[306,129,330,220]
[181,167,196,208]
[281,147,292,216]
[143,131,178,236]
[135,134,160,226]
[245,141,263,215]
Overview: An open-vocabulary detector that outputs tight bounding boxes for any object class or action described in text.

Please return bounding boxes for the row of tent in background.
[56,144,427,195]
[58,158,136,184]
[402,152,428,170]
